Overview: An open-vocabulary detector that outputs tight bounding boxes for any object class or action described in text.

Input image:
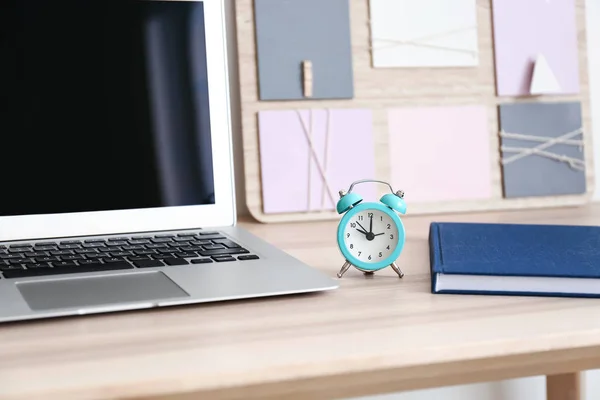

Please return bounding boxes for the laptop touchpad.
[17,271,189,311]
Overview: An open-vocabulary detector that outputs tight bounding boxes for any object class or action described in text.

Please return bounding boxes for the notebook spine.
[428,223,442,293]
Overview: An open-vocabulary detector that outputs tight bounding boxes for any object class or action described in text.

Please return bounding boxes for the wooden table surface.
[3,205,600,400]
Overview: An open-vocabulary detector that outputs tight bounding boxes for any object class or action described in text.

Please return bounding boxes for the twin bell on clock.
[335,179,407,279]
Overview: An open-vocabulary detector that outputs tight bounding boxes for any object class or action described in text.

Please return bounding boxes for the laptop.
[0,0,338,323]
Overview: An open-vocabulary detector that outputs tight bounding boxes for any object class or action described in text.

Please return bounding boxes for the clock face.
[342,208,399,264]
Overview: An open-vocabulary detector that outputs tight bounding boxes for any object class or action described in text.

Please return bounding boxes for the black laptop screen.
[0,0,215,217]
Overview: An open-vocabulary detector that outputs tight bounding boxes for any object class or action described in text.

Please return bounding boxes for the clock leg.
[337,261,352,278]
[390,262,404,278]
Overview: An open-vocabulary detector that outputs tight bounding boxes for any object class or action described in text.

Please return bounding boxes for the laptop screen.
[0,0,215,218]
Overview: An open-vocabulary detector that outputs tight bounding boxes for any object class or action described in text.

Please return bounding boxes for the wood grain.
[3,205,600,399]
[235,0,594,223]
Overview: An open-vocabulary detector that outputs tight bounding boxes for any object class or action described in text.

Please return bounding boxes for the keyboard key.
[9,258,33,265]
[128,256,150,261]
[58,244,81,250]
[163,258,188,266]
[103,258,125,263]
[172,237,193,242]
[107,241,128,246]
[200,235,226,240]
[175,252,196,258]
[128,239,150,245]
[60,255,84,261]
[52,261,78,267]
[108,237,129,242]
[35,256,60,262]
[0,265,24,271]
[189,240,212,246]
[9,247,29,253]
[25,251,49,257]
[203,244,225,251]
[177,233,197,237]
[213,256,236,262]
[199,248,249,257]
[0,245,6,249]
[33,242,56,247]
[122,245,145,251]
[78,259,99,265]
[131,236,152,240]
[83,243,106,248]
[26,263,51,269]
[151,237,172,243]
[84,239,105,243]
[75,248,98,254]
[134,249,156,255]
[51,250,74,256]
[34,245,56,251]
[155,234,174,238]
[146,243,168,249]
[3,262,133,278]
[213,239,241,248]
[133,260,165,268]
[5,254,24,259]
[84,253,104,259]
[9,243,31,248]
[191,258,213,264]
[152,254,172,259]
[158,248,176,254]
[180,246,204,252]
[238,255,259,261]
[110,251,132,257]
[198,231,219,236]
[60,240,82,245]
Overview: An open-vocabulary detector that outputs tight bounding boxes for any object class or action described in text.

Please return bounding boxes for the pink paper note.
[388,105,491,203]
[258,109,376,214]
[491,0,579,96]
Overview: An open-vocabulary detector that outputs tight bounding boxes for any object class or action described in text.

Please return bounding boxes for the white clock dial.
[343,208,399,264]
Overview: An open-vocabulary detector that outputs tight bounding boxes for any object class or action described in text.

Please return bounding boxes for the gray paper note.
[254,0,354,101]
[499,102,586,198]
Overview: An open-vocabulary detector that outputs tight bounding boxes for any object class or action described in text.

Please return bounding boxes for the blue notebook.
[429,222,600,298]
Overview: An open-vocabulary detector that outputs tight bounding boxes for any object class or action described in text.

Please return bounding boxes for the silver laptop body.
[0,0,337,323]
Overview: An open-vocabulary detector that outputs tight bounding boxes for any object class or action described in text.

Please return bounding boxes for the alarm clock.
[335,179,406,279]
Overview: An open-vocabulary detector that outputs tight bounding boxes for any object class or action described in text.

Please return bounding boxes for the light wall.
[223,0,600,398]
[589,0,600,200]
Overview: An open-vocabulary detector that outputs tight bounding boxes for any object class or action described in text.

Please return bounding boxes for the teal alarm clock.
[335,179,406,279]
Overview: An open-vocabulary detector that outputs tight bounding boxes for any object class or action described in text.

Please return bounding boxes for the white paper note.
[369,0,479,67]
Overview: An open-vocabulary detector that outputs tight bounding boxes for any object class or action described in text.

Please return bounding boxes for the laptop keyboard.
[0,231,259,279]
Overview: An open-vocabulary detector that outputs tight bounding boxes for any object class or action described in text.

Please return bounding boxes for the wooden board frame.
[234,0,594,223]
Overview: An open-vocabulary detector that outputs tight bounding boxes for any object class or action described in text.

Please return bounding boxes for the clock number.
[350,244,353,249]
[350,222,356,228]
[379,252,382,257]
[386,245,390,250]
[387,224,391,229]
[390,234,394,239]
[381,216,383,221]
[346,233,350,238]
[368,212,373,218]
[368,255,371,260]
[358,216,363,221]
[358,251,361,256]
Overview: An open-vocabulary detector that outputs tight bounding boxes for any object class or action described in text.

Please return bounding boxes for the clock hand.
[356,228,367,235]
[356,221,368,234]
[369,215,373,234]
[373,232,385,236]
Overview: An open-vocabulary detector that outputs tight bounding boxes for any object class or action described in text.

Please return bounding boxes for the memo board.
[234,0,594,223]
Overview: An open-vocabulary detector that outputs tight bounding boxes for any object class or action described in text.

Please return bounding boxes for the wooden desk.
[3,205,600,400]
